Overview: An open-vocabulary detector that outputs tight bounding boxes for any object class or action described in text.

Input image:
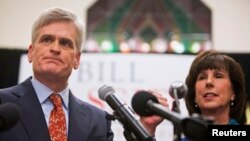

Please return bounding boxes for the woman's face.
[195,69,235,113]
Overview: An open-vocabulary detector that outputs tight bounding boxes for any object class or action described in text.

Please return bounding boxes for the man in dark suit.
[0,7,113,141]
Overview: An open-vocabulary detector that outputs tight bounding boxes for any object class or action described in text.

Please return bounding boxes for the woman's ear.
[231,93,236,101]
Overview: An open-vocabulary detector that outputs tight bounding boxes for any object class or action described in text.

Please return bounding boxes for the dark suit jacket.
[0,77,114,141]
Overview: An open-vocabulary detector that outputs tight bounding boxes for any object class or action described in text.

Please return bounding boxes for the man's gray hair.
[31,7,85,52]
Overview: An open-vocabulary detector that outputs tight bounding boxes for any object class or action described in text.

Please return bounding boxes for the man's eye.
[41,37,52,43]
[60,40,73,48]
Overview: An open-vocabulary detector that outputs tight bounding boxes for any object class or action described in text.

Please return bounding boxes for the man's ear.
[73,52,81,69]
[28,45,33,63]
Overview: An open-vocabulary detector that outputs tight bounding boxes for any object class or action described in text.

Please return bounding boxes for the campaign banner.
[19,53,195,141]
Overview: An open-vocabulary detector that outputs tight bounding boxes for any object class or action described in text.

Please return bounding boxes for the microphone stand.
[123,126,154,141]
[107,112,154,141]
[146,100,211,141]
[108,112,139,141]
[106,113,138,141]
[172,101,182,141]
[182,113,213,141]
[123,129,139,141]
[171,89,182,141]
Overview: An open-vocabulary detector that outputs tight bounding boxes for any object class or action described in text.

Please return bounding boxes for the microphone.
[131,91,208,141]
[169,81,187,99]
[169,81,187,113]
[131,90,184,125]
[98,85,154,141]
[0,102,20,132]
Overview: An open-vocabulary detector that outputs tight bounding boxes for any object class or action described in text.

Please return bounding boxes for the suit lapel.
[14,78,51,141]
[14,78,93,141]
[68,93,90,141]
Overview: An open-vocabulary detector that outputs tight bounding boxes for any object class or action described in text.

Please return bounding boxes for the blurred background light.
[84,38,100,52]
[100,40,114,53]
[151,38,168,53]
[190,42,201,54]
[170,40,185,54]
[120,41,130,53]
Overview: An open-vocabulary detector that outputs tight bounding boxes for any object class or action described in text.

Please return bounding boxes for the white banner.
[19,53,195,141]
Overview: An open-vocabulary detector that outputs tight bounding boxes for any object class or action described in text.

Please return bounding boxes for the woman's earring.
[230,101,234,106]
[195,103,198,108]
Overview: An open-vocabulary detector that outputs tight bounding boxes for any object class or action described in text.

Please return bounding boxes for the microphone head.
[169,81,188,99]
[0,103,20,132]
[98,85,115,101]
[131,90,158,116]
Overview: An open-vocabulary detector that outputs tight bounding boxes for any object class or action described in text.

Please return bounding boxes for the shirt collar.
[31,77,69,110]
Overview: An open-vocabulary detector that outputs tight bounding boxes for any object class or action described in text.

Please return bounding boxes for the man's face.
[28,21,81,81]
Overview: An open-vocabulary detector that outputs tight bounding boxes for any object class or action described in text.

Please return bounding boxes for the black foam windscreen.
[131,90,158,116]
[0,103,20,132]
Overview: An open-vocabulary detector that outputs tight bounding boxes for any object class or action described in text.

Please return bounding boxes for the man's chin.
[41,69,61,76]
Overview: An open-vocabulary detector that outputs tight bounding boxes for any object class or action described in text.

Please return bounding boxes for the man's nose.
[50,42,61,55]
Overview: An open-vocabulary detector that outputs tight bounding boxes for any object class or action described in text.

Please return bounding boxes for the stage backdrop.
[19,53,195,141]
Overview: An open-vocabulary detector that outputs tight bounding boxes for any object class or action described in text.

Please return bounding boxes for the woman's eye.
[197,75,206,80]
[215,73,223,78]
